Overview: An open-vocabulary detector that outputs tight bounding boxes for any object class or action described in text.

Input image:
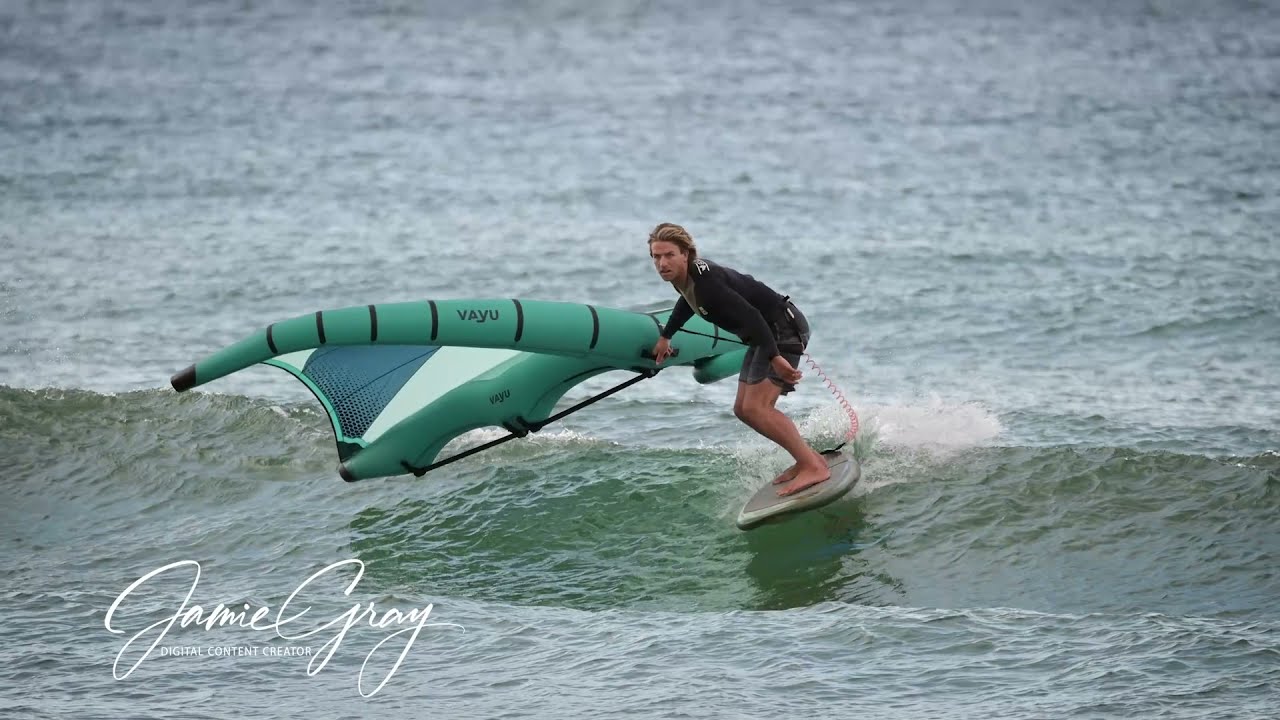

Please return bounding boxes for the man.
[647,222,830,496]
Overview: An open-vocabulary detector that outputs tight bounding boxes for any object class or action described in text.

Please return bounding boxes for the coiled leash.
[674,303,860,451]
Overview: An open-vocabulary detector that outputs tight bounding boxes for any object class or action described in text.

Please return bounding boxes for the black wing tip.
[170,365,197,392]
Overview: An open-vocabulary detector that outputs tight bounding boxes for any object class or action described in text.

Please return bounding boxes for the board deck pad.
[736,450,861,530]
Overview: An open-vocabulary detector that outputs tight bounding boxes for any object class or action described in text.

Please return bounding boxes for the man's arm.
[696,280,780,359]
[661,296,694,339]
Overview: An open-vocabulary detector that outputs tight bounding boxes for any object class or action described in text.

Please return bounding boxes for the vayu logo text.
[458,309,500,323]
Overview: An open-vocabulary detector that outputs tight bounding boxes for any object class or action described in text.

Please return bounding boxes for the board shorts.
[739,298,810,395]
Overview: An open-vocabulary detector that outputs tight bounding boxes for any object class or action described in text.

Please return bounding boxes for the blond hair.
[647,222,698,273]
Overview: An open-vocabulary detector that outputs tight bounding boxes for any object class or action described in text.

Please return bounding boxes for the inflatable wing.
[170,299,746,481]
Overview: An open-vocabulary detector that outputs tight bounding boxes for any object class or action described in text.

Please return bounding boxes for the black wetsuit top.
[660,258,789,358]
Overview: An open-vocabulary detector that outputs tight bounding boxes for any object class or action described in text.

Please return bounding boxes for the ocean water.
[2,1,1279,718]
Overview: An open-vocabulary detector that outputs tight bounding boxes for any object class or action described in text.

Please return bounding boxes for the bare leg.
[734,381,829,496]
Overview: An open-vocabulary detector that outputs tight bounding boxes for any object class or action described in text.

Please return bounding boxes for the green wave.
[4,385,1277,616]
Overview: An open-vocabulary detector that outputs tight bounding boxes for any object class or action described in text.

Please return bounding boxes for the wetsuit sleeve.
[697,279,780,358]
[661,297,694,339]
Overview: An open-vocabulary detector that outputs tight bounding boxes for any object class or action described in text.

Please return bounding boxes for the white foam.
[855,396,1003,492]
[723,395,1004,495]
[860,395,1003,455]
[439,426,607,454]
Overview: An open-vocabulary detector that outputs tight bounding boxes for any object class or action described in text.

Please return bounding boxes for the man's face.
[650,241,687,283]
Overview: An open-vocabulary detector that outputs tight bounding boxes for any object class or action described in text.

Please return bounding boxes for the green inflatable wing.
[169,299,747,481]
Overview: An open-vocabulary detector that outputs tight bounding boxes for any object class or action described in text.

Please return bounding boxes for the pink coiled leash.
[670,326,860,444]
[802,352,859,444]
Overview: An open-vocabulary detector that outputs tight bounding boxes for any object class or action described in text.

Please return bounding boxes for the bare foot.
[772,463,798,485]
[777,462,830,497]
